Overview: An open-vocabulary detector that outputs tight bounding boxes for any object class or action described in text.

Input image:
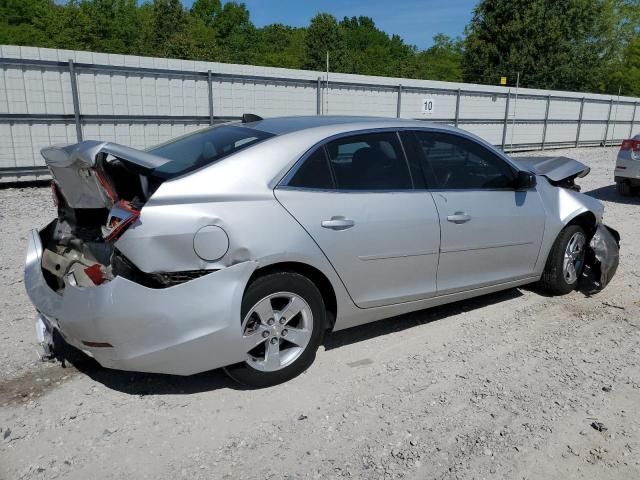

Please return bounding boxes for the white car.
[615,135,640,195]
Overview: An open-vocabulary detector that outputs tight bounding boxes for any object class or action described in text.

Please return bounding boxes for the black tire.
[539,225,587,295]
[616,180,631,196]
[224,272,326,388]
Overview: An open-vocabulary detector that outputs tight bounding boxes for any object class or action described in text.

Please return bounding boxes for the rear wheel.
[616,180,631,196]
[224,272,326,387]
[539,225,587,295]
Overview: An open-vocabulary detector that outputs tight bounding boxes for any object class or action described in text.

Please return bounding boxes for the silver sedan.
[25,116,620,386]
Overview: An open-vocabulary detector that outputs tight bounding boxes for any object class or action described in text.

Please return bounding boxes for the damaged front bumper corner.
[25,228,257,375]
[586,224,620,290]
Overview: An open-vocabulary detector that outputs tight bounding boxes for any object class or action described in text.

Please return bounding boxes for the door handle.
[446,212,471,224]
[321,217,355,230]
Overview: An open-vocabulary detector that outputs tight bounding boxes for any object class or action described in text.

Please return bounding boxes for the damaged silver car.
[25,116,620,387]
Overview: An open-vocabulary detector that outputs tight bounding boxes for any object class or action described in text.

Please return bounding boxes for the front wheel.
[539,225,587,295]
[224,272,326,387]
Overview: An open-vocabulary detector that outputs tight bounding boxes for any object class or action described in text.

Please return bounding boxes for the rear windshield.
[148,125,274,179]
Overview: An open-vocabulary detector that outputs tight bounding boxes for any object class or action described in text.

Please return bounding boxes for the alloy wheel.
[563,231,586,284]
[241,292,313,372]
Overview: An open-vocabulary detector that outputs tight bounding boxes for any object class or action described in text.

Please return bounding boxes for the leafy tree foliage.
[0,0,637,95]
[607,36,640,96]
[408,34,464,82]
[463,0,639,94]
[305,13,346,71]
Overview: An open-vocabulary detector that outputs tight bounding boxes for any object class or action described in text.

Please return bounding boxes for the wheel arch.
[538,209,598,275]
[565,210,598,237]
[245,261,338,331]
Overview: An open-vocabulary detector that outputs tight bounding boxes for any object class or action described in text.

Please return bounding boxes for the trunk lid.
[42,141,171,209]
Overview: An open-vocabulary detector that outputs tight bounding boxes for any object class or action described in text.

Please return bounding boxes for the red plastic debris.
[84,264,106,285]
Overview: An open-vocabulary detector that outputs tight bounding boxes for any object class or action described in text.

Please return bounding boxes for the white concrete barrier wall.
[1,45,639,181]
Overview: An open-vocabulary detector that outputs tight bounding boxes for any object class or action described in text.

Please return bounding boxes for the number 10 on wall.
[422,98,435,115]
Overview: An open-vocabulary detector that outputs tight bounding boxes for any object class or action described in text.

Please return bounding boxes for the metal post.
[317,77,322,115]
[501,91,511,151]
[207,70,214,125]
[68,59,83,142]
[396,84,402,118]
[610,87,621,146]
[575,98,585,147]
[631,102,637,137]
[454,89,461,127]
[541,95,551,150]
[325,52,329,115]
[509,72,520,151]
[603,99,613,147]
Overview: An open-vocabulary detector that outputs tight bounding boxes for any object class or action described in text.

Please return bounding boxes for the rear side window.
[413,131,515,189]
[325,132,412,190]
[148,125,274,179]
[288,148,334,189]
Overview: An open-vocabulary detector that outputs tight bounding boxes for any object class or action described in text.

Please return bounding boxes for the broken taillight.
[102,200,140,242]
[620,139,640,152]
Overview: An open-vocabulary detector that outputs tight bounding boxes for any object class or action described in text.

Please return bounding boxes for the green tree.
[462,0,629,91]
[339,16,415,76]
[150,0,185,55]
[608,36,640,96]
[209,1,255,63]
[190,0,221,28]
[74,0,141,54]
[409,34,464,82]
[604,1,640,95]
[253,24,306,68]
[304,13,346,71]
[164,15,219,60]
[0,0,58,46]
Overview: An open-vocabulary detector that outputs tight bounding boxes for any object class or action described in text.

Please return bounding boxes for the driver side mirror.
[515,170,536,190]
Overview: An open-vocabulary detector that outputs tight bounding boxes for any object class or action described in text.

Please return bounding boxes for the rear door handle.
[321,217,355,230]
[446,212,471,224]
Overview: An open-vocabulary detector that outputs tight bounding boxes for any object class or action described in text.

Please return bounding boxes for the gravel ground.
[1,146,639,480]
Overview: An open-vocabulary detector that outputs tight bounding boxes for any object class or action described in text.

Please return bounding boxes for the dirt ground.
[0,146,639,480]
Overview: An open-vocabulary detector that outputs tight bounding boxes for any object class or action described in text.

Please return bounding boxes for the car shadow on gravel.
[584,184,640,205]
[51,289,523,395]
[51,335,247,395]
[324,288,523,351]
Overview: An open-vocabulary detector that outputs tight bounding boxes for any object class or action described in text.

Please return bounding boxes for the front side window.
[325,132,412,190]
[413,131,515,189]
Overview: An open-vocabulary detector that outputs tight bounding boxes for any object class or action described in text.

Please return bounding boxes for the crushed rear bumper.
[24,227,256,375]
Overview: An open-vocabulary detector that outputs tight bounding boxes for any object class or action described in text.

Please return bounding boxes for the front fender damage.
[584,224,620,291]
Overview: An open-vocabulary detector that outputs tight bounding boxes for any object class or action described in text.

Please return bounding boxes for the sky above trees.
[181,0,477,49]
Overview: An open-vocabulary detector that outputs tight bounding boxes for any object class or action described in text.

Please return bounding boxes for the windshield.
[148,125,274,179]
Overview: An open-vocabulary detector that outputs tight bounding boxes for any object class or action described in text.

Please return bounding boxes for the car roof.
[242,115,445,135]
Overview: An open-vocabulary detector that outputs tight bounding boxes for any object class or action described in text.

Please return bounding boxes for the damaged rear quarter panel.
[114,194,311,273]
[114,133,348,280]
[114,190,344,285]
